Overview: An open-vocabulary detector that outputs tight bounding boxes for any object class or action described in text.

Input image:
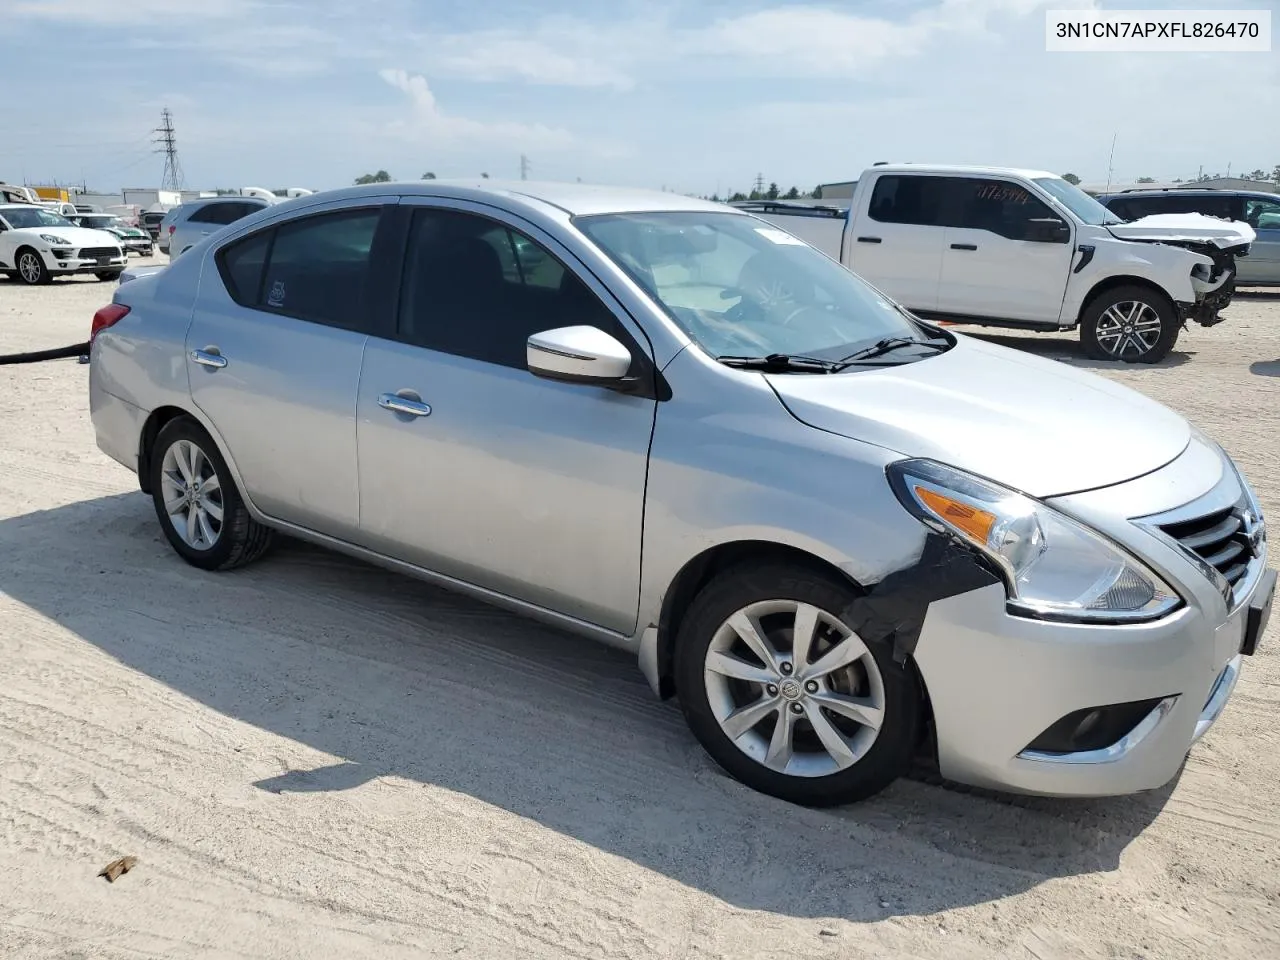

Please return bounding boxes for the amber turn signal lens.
[914,486,997,544]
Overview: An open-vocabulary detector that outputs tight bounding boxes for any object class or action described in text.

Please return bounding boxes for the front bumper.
[44,249,127,274]
[913,441,1271,797]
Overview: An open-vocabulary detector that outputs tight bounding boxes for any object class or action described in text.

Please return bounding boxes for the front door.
[185,199,393,539]
[354,201,657,635]
[1242,196,1280,285]
[936,177,1074,325]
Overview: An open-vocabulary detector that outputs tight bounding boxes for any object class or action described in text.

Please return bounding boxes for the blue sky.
[2,0,1276,195]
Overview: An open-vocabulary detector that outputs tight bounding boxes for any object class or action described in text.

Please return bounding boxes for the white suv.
[160,197,272,258]
[0,203,126,284]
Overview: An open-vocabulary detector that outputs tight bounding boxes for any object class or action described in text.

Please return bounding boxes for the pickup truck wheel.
[675,564,919,807]
[150,417,274,571]
[1080,286,1178,364]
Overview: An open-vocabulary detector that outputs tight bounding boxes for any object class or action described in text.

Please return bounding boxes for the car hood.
[1107,213,1256,249]
[765,335,1190,499]
[15,225,122,247]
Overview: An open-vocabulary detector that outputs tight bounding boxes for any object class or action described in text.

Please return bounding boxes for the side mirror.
[1025,217,1071,243]
[527,326,634,387]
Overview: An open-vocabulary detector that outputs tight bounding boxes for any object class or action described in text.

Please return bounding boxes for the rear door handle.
[857,236,882,244]
[378,392,431,417]
[190,349,227,369]
[950,243,978,251]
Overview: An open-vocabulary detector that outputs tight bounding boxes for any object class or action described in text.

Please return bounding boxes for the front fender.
[1064,235,1211,320]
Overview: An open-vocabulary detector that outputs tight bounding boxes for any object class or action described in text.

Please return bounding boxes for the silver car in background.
[159,196,272,258]
[87,181,1274,806]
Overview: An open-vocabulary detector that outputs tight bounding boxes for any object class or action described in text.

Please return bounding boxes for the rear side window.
[216,207,382,332]
[867,176,950,226]
[1115,194,1240,220]
[191,201,260,225]
[947,178,1057,240]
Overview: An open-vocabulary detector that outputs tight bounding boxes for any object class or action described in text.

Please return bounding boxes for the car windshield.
[574,210,939,364]
[2,206,75,229]
[1034,177,1124,226]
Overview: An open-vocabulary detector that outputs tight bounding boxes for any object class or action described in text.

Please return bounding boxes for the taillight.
[91,303,130,343]
[168,225,175,235]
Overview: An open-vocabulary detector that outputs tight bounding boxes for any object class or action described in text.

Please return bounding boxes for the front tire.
[149,417,274,571]
[96,271,123,281]
[15,247,50,285]
[675,564,920,807]
[1080,285,1179,363]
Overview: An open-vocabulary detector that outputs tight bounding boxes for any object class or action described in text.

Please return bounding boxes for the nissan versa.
[87,182,1274,806]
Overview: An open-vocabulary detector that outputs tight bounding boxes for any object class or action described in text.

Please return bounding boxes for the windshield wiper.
[834,337,948,367]
[717,353,841,373]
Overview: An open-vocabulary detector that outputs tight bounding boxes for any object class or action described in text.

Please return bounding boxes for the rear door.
[1242,196,1280,284]
[936,177,1075,325]
[846,174,947,310]
[185,197,397,539]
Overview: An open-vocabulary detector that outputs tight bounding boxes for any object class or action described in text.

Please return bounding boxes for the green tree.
[1271,165,1280,183]
[748,188,762,200]
[766,182,780,200]
[422,171,436,179]
[729,191,747,202]
[709,193,722,202]
[783,186,800,199]
[1246,169,1267,181]
[1136,176,1156,183]
[481,172,490,178]
[812,185,824,199]
[354,170,392,184]
[1061,172,1081,185]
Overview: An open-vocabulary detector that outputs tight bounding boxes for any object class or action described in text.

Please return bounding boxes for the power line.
[153,107,184,191]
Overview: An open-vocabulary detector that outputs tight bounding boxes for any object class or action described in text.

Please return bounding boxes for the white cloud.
[378,69,577,150]
[8,0,255,23]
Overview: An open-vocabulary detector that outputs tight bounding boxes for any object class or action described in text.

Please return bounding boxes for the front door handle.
[190,349,227,369]
[856,236,882,244]
[378,392,431,417]
[950,243,978,251]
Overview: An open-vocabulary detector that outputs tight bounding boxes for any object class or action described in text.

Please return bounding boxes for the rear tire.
[149,416,274,571]
[1080,285,1179,363]
[675,563,920,807]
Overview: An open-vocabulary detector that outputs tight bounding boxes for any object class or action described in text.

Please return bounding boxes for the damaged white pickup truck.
[741,164,1254,363]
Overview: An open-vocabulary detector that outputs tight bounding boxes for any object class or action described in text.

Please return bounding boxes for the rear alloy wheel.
[150,417,274,571]
[1080,285,1178,363]
[676,565,920,806]
[16,248,49,285]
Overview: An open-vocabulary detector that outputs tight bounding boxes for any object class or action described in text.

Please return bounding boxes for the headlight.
[888,459,1181,623]
[39,234,70,244]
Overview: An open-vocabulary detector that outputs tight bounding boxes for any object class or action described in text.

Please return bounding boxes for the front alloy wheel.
[1080,285,1178,363]
[675,565,920,806]
[16,249,49,285]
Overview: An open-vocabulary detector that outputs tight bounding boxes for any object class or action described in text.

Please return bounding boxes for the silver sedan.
[88,180,1274,806]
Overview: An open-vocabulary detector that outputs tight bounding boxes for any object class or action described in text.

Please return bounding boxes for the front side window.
[398,208,620,369]
[575,210,935,363]
[1245,197,1280,229]
[949,179,1057,240]
[216,207,381,331]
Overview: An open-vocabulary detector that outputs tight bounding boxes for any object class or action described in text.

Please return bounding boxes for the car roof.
[1098,188,1279,200]
[282,180,729,217]
[861,164,1062,180]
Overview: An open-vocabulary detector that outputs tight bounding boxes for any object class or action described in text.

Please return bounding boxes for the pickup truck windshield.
[1034,178,1125,226]
[574,211,936,364]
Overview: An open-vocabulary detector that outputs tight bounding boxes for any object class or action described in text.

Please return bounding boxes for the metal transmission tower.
[520,154,531,180]
[153,108,185,191]
[753,172,765,196]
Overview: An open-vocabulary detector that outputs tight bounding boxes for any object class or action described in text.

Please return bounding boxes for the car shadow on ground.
[1250,360,1280,377]
[961,330,1193,369]
[0,493,1179,922]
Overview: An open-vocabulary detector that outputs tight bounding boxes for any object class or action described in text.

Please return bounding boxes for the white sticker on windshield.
[754,227,806,246]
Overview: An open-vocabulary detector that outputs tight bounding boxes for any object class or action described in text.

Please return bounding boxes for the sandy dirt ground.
[2,259,1279,959]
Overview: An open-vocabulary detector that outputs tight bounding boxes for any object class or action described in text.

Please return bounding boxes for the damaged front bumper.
[1183,263,1237,326]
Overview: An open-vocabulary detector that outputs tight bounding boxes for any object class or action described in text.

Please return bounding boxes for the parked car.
[159,197,272,257]
[72,213,154,256]
[141,209,169,242]
[1096,188,1280,287]
[74,203,103,214]
[0,202,126,283]
[743,165,1255,363]
[87,181,1274,807]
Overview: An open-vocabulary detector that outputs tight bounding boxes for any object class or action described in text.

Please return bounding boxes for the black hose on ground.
[0,342,91,365]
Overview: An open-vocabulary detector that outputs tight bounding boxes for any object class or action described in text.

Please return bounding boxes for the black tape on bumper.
[0,342,90,365]
[842,534,1002,664]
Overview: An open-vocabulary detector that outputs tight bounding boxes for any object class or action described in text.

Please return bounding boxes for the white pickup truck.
[741,164,1255,363]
